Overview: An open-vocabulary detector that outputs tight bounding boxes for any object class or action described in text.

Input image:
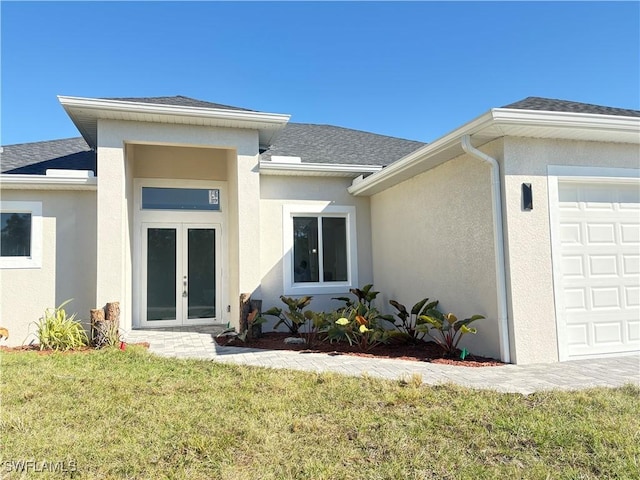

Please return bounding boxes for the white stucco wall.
[259,175,374,325]
[369,143,502,360]
[96,119,259,331]
[0,189,96,346]
[502,137,640,364]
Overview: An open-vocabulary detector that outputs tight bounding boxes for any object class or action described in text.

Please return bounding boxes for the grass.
[1,347,639,479]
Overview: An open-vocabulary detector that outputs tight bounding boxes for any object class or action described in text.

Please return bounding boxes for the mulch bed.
[216,332,503,367]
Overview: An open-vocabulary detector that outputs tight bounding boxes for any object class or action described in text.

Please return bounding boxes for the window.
[284,205,357,294]
[0,201,42,269]
[142,187,221,211]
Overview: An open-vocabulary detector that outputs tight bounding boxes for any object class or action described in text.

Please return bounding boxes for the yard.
[1,346,638,479]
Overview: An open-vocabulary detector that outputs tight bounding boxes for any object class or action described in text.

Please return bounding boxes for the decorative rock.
[284,337,306,345]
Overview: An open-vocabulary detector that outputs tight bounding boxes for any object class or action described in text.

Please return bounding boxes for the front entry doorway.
[141,222,221,327]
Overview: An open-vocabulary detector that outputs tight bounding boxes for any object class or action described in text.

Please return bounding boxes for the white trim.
[547,166,640,361]
[350,108,640,197]
[261,161,383,177]
[282,204,358,295]
[133,178,228,328]
[0,201,43,269]
[58,95,290,125]
[0,174,97,190]
[547,165,640,180]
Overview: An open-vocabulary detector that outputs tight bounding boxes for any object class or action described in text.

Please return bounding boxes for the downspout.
[460,135,511,364]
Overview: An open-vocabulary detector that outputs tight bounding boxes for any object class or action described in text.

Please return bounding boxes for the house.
[1,95,638,364]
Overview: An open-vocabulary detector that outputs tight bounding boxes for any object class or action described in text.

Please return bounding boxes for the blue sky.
[1,1,638,146]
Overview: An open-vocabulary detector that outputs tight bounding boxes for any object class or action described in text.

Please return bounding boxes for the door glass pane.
[188,229,216,319]
[147,228,177,321]
[322,217,348,282]
[293,217,319,282]
[1,213,31,257]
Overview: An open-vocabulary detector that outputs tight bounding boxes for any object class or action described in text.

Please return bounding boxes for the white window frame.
[283,204,358,295]
[0,201,43,269]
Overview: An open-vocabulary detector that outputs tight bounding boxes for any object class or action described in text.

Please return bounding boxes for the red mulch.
[216,332,503,367]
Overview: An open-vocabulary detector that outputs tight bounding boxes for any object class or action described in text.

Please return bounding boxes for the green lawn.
[1,347,638,480]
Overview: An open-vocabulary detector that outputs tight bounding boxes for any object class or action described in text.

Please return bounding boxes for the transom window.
[0,201,42,269]
[284,205,358,295]
[142,187,221,211]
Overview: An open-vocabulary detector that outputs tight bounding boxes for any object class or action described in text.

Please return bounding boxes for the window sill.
[284,283,354,296]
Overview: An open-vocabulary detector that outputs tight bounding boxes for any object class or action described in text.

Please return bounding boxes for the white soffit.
[0,173,98,190]
[260,161,383,177]
[349,109,640,196]
[58,96,291,149]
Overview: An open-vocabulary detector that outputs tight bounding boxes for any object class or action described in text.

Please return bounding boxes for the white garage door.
[553,180,640,359]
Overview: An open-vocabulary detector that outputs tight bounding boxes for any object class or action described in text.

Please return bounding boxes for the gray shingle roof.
[103,95,254,112]
[1,137,95,174]
[260,123,425,166]
[503,97,640,117]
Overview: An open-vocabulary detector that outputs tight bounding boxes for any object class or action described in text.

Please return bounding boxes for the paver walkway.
[124,327,640,395]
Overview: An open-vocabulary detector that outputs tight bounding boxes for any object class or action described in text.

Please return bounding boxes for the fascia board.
[260,161,383,177]
[349,108,640,197]
[0,174,98,190]
[491,108,640,136]
[58,96,291,125]
[348,112,494,196]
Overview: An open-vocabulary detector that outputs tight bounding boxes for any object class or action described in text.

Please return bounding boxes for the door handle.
[183,277,188,297]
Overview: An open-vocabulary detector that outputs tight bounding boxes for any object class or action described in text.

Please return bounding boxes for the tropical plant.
[417,309,484,357]
[261,295,313,335]
[388,297,439,342]
[302,310,332,348]
[326,310,389,352]
[333,284,380,311]
[33,299,88,351]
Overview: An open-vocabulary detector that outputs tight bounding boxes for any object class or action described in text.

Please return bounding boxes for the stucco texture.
[259,175,374,324]
[1,189,96,347]
[97,119,259,330]
[502,137,640,364]
[369,149,501,360]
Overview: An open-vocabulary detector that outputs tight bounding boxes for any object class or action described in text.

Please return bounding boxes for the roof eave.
[58,95,291,149]
[349,109,640,197]
[0,173,98,190]
[260,161,383,177]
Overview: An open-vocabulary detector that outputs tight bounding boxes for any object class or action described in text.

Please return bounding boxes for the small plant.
[329,284,394,351]
[33,299,88,351]
[388,297,439,343]
[302,310,331,348]
[417,309,484,357]
[261,295,313,335]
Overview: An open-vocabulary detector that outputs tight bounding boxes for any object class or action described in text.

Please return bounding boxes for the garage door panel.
[586,223,616,244]
[629,321,640,343]
[622,255,639,275]
[561,255,585,277]
[554,179,640,359]
[621,224,640,243]
[588,255,618,276]
[560,223,582,245]
[625,286,640,307]
[590,287,621,309]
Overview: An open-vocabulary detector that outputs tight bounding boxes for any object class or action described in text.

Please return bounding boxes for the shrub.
[261,295,313,335]
[417,309,484,357]
[388,297,439,343]
[329,285,394,351]
[33,299,88,351]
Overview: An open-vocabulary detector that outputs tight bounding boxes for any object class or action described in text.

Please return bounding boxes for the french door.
[141,222,220,326]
